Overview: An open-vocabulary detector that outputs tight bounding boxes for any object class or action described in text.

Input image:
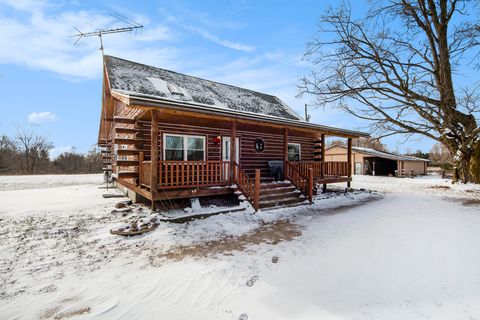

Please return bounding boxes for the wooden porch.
[104,108,355,211]
[134,158,350,211]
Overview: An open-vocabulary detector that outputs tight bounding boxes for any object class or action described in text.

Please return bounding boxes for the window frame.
[287,143,301,161]
[119,144,128,160]
[163,133,206,161]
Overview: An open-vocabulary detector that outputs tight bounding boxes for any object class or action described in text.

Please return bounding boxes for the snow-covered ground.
[0,174,479,319]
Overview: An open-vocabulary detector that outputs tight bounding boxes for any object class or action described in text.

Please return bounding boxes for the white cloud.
[183,25,255,52]
[49,146,74,159]
[0,1,177,80]
[28,111,57,125]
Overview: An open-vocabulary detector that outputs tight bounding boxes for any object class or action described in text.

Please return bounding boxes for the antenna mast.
[73,13,143,53]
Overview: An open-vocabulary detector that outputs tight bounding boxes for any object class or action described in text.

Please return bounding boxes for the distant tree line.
[327,137,388,151]
[0,131,103,175]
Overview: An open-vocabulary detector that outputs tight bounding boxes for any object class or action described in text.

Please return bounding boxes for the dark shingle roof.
[104,55,302,121]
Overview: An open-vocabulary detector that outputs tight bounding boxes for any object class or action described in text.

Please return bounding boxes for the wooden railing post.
[230,121,237,184]
[150,110,159,210]
[321,134,326,193]
[138,152,144,186]
[254,169,260,212]
[347,138,352,188]
[283,128,288,178]
[308,168,313,203]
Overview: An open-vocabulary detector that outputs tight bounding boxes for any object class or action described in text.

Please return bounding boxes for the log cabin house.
[98,56,368,211]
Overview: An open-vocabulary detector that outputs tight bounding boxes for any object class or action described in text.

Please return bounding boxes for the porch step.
[259,181,291,190]
[259,195,306,209]
[233,180,309,210]
[260,186,296,195]
[260,190,301,201]
[261,200,309,212]
[258,180,306,209]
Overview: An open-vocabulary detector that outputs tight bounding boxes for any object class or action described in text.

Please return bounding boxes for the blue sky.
[0,0,437,157]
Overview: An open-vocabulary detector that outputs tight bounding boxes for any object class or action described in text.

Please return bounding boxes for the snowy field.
[0,174,479,319]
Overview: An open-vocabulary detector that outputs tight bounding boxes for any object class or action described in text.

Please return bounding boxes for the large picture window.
[288,143,301,161]
[164,134,205,161]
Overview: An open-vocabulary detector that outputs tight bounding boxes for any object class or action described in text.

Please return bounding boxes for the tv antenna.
[73,13,143,53]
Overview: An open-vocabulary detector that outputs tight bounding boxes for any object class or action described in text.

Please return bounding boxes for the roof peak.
[104,55,286,101]
[103,54,303,121]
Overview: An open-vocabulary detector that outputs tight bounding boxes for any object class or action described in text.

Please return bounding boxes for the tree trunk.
[453,140,480,184]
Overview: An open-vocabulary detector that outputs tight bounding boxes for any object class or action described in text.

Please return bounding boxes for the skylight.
[167,82,184,96]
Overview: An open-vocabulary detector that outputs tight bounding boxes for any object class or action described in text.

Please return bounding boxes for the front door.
[222,137,240,163]
[222,137,240,178]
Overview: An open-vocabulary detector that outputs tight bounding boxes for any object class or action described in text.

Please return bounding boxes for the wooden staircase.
[235,180,307,211]
[258,181,307,209]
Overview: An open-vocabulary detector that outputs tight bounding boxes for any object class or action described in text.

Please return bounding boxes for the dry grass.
[53,307,91,319]
[429,185,451,190]
[150,219,302,265]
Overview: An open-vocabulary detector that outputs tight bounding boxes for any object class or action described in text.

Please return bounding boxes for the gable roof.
[104,55,302,121]
[327,145,430,162]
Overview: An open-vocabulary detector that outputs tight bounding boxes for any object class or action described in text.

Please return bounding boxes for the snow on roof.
[328,145,430,162]
[104,55,302,121]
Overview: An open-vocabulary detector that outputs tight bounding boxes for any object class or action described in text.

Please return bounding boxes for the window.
[164,134,205,161]
[288,143,301,161]
[119,145,128,160]
[187,137,204,160]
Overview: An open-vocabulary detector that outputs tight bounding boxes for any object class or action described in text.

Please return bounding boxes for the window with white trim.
[287,143,301,161]
[164,134,205,161]
[119,145,128,160]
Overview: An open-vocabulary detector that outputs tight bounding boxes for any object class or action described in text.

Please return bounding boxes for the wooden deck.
[122,159,350,211]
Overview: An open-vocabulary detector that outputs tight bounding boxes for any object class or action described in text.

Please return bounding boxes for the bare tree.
[300,0,480,183]
[353,137,387,151]
[430,141,453,164]
[328,137,387,150]
[0,135,16,173]
[15,131,53,174]
[53,149,84,174]
[85,146,103,173]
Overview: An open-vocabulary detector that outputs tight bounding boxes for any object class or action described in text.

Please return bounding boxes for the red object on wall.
[212,135,221,144]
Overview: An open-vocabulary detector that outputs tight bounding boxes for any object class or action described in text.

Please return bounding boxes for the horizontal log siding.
[137,121,318,177]
[289,136,315,162]
[239,131,282,176]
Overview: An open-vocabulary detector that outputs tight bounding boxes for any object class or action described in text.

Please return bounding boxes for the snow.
[1,174,480,319]
[346,173,480,199]
[105,55,302,121]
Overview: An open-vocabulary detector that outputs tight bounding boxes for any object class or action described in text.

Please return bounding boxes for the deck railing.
[285,161,313,202]
[139,160,151,187]
[323,161,348,177]
[137,159,348,209]
[233,161,257,206]
[289,161,348,178]
[158,160,230,189]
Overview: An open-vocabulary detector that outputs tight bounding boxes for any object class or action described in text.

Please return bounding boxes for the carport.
[363,157,397,176]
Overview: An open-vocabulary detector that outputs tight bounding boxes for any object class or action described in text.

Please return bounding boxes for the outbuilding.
[325,145,429,177]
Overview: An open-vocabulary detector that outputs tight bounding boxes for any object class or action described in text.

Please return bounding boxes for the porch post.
[150,109,159,210]
[308,168,314,203]
[230,120,237,184]
[283,128,289,178]
[321,134,326,193]
[347,137,352,188]
[254,168,261,212]
[138,151,144,186]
